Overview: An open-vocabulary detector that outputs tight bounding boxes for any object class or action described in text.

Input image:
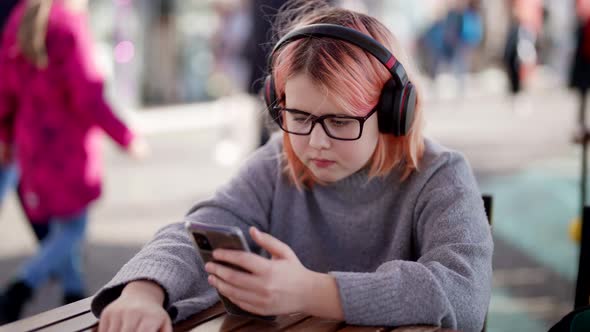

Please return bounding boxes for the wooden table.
[0,297,457,332]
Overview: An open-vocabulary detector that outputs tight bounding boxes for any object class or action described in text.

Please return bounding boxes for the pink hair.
[272,4,425,189]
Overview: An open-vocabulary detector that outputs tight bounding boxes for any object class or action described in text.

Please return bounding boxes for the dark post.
[482,195,493,224]
[575,205,590,308]
[581,91,588,217]
[576,91,589,309]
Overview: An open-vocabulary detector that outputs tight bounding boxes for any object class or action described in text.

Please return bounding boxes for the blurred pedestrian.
[417,1,483,95]
[0,0,148,324]
[457,0,484,72]
[244,0,338,147]
[569,0,590,224]
[243,0,288,147]
[143,0,179,105]
[0,0,52,243]
[570,0,590,97]
[0,0,20,211]
[444,0,484,93]
[502,0,543,114]
[209,0,251,97]
[418,14,447,79]
[503,0,543,93]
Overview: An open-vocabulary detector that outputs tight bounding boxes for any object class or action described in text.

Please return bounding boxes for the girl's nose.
[308,123,331,149]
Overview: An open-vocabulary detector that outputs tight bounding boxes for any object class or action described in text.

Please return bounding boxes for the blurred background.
[1,0,589,331]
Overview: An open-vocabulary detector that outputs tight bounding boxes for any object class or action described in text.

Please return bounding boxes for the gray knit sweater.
[91,135,493,331]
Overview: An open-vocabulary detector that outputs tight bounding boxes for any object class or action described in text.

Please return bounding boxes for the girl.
[92,2,492,331]
[0,0,146,323]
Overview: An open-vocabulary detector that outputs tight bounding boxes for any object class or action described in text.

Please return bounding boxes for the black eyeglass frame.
[273,107,378,141]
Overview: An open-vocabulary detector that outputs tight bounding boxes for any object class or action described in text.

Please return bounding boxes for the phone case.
[185,221,276,321]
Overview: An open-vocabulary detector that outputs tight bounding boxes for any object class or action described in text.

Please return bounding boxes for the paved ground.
[0,78,585,331]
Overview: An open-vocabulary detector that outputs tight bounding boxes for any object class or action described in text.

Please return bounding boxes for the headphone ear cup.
[377,78,399,136]
[399,83,417,136]
[264,75,280,125]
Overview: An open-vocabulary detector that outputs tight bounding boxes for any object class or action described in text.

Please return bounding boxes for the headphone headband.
[269,23,409,87]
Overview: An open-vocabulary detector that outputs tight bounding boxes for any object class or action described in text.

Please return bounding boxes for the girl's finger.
[205,262,264,291]
[212,249,269,275]
[160,317,173,332]
[136,317,164,332]
[249,227,294,259]
[120,314,141,332]
[233,298,268,316]
[209,275,265,307]
[97,315,110,332]
[101,314,119,332]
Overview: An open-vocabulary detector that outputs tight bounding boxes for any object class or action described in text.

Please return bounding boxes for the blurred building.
[84,0,577,111]
[89,0,218,110]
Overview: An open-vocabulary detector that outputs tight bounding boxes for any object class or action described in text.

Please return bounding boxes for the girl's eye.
[294,117,311,123]
[328,118,353,127]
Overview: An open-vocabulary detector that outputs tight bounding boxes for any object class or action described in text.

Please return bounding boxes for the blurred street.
[0,71,584,331]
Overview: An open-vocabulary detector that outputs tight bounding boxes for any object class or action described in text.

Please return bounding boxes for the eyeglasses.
[273,107,377,141]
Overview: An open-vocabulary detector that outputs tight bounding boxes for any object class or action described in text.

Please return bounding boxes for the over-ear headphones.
[264,23,417,137]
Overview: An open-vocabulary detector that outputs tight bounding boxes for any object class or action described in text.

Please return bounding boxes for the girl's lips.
[311,159,335,168]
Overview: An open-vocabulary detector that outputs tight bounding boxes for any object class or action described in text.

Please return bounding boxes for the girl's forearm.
[303,271,345,321]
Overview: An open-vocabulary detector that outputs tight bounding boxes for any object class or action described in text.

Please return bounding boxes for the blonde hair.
[270,1,425,189]
[18,0,53,68]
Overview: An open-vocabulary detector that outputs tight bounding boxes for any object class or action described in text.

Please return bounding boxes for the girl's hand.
[205,227,315,316]
[98,280,172,332]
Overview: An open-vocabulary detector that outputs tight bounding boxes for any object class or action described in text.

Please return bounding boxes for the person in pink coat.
[0,0,147,323]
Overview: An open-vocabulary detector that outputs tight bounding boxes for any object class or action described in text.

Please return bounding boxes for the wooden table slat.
[35,311,97,332]
[216,315,253,332]
[233,312,307,332]
[78,327,97,332]
[387,326,450,332]
[1,298,460,332]
[221,317,258,332]
[173,302,226,332]
[336,326,388,332]
[182,313,250,332]
[0,297,94,332]
[283,317,345,332]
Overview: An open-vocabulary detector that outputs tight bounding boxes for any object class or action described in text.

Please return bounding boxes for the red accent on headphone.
[385,56,396,69]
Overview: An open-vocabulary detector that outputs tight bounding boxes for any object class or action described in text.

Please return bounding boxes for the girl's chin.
[309,167,349,183]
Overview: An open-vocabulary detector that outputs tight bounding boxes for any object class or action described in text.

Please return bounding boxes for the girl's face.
[284,73,379,183]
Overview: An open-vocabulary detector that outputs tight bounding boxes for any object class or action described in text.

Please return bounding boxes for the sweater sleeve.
[330,152,493,331]
[90,138,281,322]
[55,21,134,148]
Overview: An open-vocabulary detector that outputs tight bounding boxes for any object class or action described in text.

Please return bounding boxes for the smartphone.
[185,220,275,321]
